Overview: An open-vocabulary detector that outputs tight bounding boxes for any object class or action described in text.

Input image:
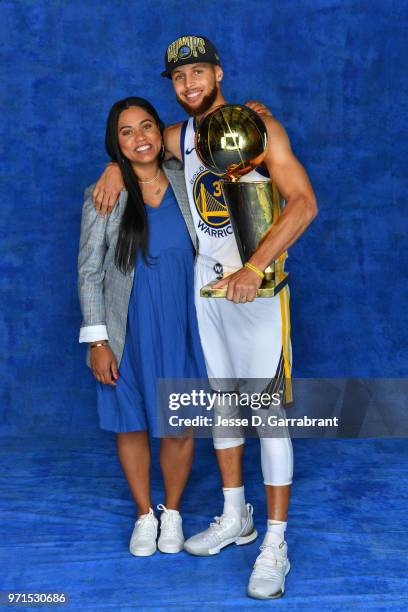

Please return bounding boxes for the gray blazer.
[78,158,197,367]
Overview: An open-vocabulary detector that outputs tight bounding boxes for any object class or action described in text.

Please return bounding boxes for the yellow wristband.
[244,262,265,280]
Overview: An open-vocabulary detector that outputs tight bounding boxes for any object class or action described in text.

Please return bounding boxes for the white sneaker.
[129,508,158,557]
[184,503,258,556]
[157,504,184,554]
[247,531,291,599]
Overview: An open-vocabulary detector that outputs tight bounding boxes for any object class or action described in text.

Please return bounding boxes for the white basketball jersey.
[181,117,270,269]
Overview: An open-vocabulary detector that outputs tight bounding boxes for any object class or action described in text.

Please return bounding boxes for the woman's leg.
[117,431,152,516]
[160,436,194,510]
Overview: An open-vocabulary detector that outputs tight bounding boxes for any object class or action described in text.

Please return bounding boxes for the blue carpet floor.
[1,436,407,611]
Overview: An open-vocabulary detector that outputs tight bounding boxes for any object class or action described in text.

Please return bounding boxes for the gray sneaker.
[247,531,290,599]
[184,503,258,556]
[129,508,158,557]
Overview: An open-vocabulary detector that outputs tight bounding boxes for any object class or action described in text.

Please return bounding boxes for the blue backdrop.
[1,0,407,435]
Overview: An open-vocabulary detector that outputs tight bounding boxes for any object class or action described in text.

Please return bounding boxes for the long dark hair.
[105,97,165,275]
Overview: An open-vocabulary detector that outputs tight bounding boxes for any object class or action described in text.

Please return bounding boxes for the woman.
[78,97,207,557]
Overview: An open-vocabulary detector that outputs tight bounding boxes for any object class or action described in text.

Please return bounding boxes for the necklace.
[138,168,161,184]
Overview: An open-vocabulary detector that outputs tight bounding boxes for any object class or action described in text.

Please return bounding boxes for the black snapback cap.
[161,35,221,78]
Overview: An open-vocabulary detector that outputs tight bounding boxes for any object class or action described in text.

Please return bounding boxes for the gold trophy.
[195,104,289,298]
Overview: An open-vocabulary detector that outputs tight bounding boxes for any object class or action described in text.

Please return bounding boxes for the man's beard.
[176,84,219,117]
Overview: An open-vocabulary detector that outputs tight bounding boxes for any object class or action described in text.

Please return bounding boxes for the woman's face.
[118,106,162,165]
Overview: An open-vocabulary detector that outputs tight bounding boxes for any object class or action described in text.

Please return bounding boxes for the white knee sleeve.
[213,436,245,450]
[260,436,293,486]
[212,390,244,450]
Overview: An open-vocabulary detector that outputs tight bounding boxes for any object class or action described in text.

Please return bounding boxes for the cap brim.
[161,70,172,78]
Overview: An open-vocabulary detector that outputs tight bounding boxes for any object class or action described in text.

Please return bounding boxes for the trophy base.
[200,272,289,298]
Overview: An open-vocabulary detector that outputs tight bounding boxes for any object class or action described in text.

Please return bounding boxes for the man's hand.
[212,267,262,303]
[244,100,273,118]
[92,163,124,215]
[90,345,119,386]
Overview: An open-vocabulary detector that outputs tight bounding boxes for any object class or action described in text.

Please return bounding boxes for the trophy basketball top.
[195,104,268,181]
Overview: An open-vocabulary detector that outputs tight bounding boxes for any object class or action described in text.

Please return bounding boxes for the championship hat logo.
[161,35,220,78]
[167,36,206,64]
[193,170,230,229]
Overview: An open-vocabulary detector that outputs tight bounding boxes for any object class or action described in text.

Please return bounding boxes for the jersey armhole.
[180,120,188,163]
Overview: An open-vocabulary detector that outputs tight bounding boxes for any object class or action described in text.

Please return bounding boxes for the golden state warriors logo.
[178,45,192,59]
[193,170,230,229]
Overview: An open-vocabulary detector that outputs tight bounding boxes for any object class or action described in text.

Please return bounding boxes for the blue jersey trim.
[180,120,188,163]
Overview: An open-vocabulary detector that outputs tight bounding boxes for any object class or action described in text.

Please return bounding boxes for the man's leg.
[262,433,293,538]
[223,286,293,599]
[183,441,257,555]
[261,431,293,521]
[184,411,258,556]
[214,439,246,518]
[215,444,244,488]
[266,485,291,520]
[184,259,258,555]
[248,388,294,599]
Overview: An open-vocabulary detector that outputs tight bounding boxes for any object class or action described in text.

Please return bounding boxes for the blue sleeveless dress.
[97,185,207,434]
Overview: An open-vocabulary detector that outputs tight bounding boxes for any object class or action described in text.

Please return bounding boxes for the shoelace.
[135,509,156,535]
[157,504,180,537]
[253,544,287,579]
[207,515,236,541]
[209,515,234,529]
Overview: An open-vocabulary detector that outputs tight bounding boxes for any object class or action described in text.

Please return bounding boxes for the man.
[93,35,317,599]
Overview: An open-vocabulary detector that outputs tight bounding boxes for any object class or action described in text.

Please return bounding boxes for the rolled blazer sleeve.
[78,184,110,342]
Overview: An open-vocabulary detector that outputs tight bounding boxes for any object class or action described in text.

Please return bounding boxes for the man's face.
[171,62,222,116]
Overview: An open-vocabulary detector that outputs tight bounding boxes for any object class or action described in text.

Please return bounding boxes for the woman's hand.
[92,163,124,215]
[90,344,119,386]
